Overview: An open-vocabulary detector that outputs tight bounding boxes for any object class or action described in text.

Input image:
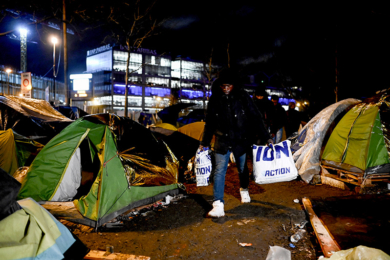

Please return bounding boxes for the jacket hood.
[211,68,242,97]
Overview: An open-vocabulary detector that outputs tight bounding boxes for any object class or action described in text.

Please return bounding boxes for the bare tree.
[199,48,218,109]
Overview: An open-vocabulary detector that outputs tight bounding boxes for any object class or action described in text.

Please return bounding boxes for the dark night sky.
[1,1,389,102]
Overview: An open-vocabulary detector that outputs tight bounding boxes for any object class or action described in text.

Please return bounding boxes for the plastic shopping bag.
[253,140,298,184]
[194,147,212,186]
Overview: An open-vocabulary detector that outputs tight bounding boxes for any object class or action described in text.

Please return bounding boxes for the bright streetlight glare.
[51,37,58,44]
[6,69,12,74]
[19,28,27,36]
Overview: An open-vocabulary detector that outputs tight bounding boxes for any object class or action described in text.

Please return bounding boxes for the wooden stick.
[84,250,150,260]
[302,198,341,258]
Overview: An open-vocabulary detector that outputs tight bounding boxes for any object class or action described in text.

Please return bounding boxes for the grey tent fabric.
[293,98,361,183]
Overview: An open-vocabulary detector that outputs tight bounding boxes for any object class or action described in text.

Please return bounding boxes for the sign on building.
[21,72,32,98]
[70,74,93,100]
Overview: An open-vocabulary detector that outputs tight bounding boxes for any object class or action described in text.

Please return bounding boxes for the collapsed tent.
[0,129,43,175]
[17,114,179,227]
[0,96,72,144]
[322,94,390,176]
[293,98,361,183]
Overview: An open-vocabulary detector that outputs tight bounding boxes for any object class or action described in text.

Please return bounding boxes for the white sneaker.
[208,200,225,217]
[240,188,251,203]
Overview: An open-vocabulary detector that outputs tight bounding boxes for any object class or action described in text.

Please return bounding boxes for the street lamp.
[6,69,12,95]
[51,36,58,102]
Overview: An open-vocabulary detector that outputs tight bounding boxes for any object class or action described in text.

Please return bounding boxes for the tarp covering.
[151,122,202,173]
[17,114,179,227]
[293,98,361,183]
[177,121,206,141]
[157,103,196,125]
[0,198,76,260]
[177,109,205,125]
[155,123,178,131]
[0,96,72,144]
[328,246,390,260]
[53,106,88,120]
[0,129,18,175]
[0,167,21,221]
[0,129,43,175]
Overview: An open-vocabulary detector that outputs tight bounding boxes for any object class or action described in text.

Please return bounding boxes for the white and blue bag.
[253,140,298,184]
[194,147,212,186]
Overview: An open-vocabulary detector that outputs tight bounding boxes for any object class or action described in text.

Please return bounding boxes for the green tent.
[322,101,390,174]
[18,115,179,227]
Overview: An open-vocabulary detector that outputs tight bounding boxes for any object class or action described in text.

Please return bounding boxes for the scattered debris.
[99,194,187,228]
[290,229,306,243]
[294,220,308,229]
[282,224,286,231]
[266,245,291,260]
[289,243,295,248]
[162,195,173,205]
[239,243,252,247]
[293,199,299,203]
[105,245,114,256]
[85,249,150,260]
[237,219,256,225]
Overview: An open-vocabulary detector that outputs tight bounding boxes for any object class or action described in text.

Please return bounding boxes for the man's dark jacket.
[201,81,271,156]
[268,103,287,135]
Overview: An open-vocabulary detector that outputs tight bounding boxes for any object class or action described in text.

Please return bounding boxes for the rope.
[103,151,119,168]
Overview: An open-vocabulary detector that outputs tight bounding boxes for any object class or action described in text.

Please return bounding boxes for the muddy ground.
[73,163,356,260]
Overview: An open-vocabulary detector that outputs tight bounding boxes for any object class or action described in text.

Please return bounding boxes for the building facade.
[0,68,66,103]
[80,45,211,115]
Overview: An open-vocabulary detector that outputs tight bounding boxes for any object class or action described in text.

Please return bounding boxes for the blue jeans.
[213,151,247,203]
[273,127,283,143]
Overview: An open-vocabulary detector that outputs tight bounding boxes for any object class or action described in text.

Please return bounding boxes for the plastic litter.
[326,245,390,259]
[295,220,308,229]
[290,229,306,243]
[105,245,114,256]
[162,195,173,205]
[239,243,252,247]
[293,199,299,203]
[289,243,295,248]
[265,245,291,260]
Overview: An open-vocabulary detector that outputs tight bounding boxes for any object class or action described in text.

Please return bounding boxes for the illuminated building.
[79,44,211,115]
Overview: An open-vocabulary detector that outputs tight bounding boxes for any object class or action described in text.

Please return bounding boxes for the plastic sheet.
[293,98,361,183]
[120,143,179,186]
[0,96,72,144]
[265,245,291,260]
[12,166,29,184]
[327,245,390,260]
[53,106,89,120]
[2,96,71,121]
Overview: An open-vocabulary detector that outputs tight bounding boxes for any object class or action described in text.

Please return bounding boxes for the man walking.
[199,69,272,218]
